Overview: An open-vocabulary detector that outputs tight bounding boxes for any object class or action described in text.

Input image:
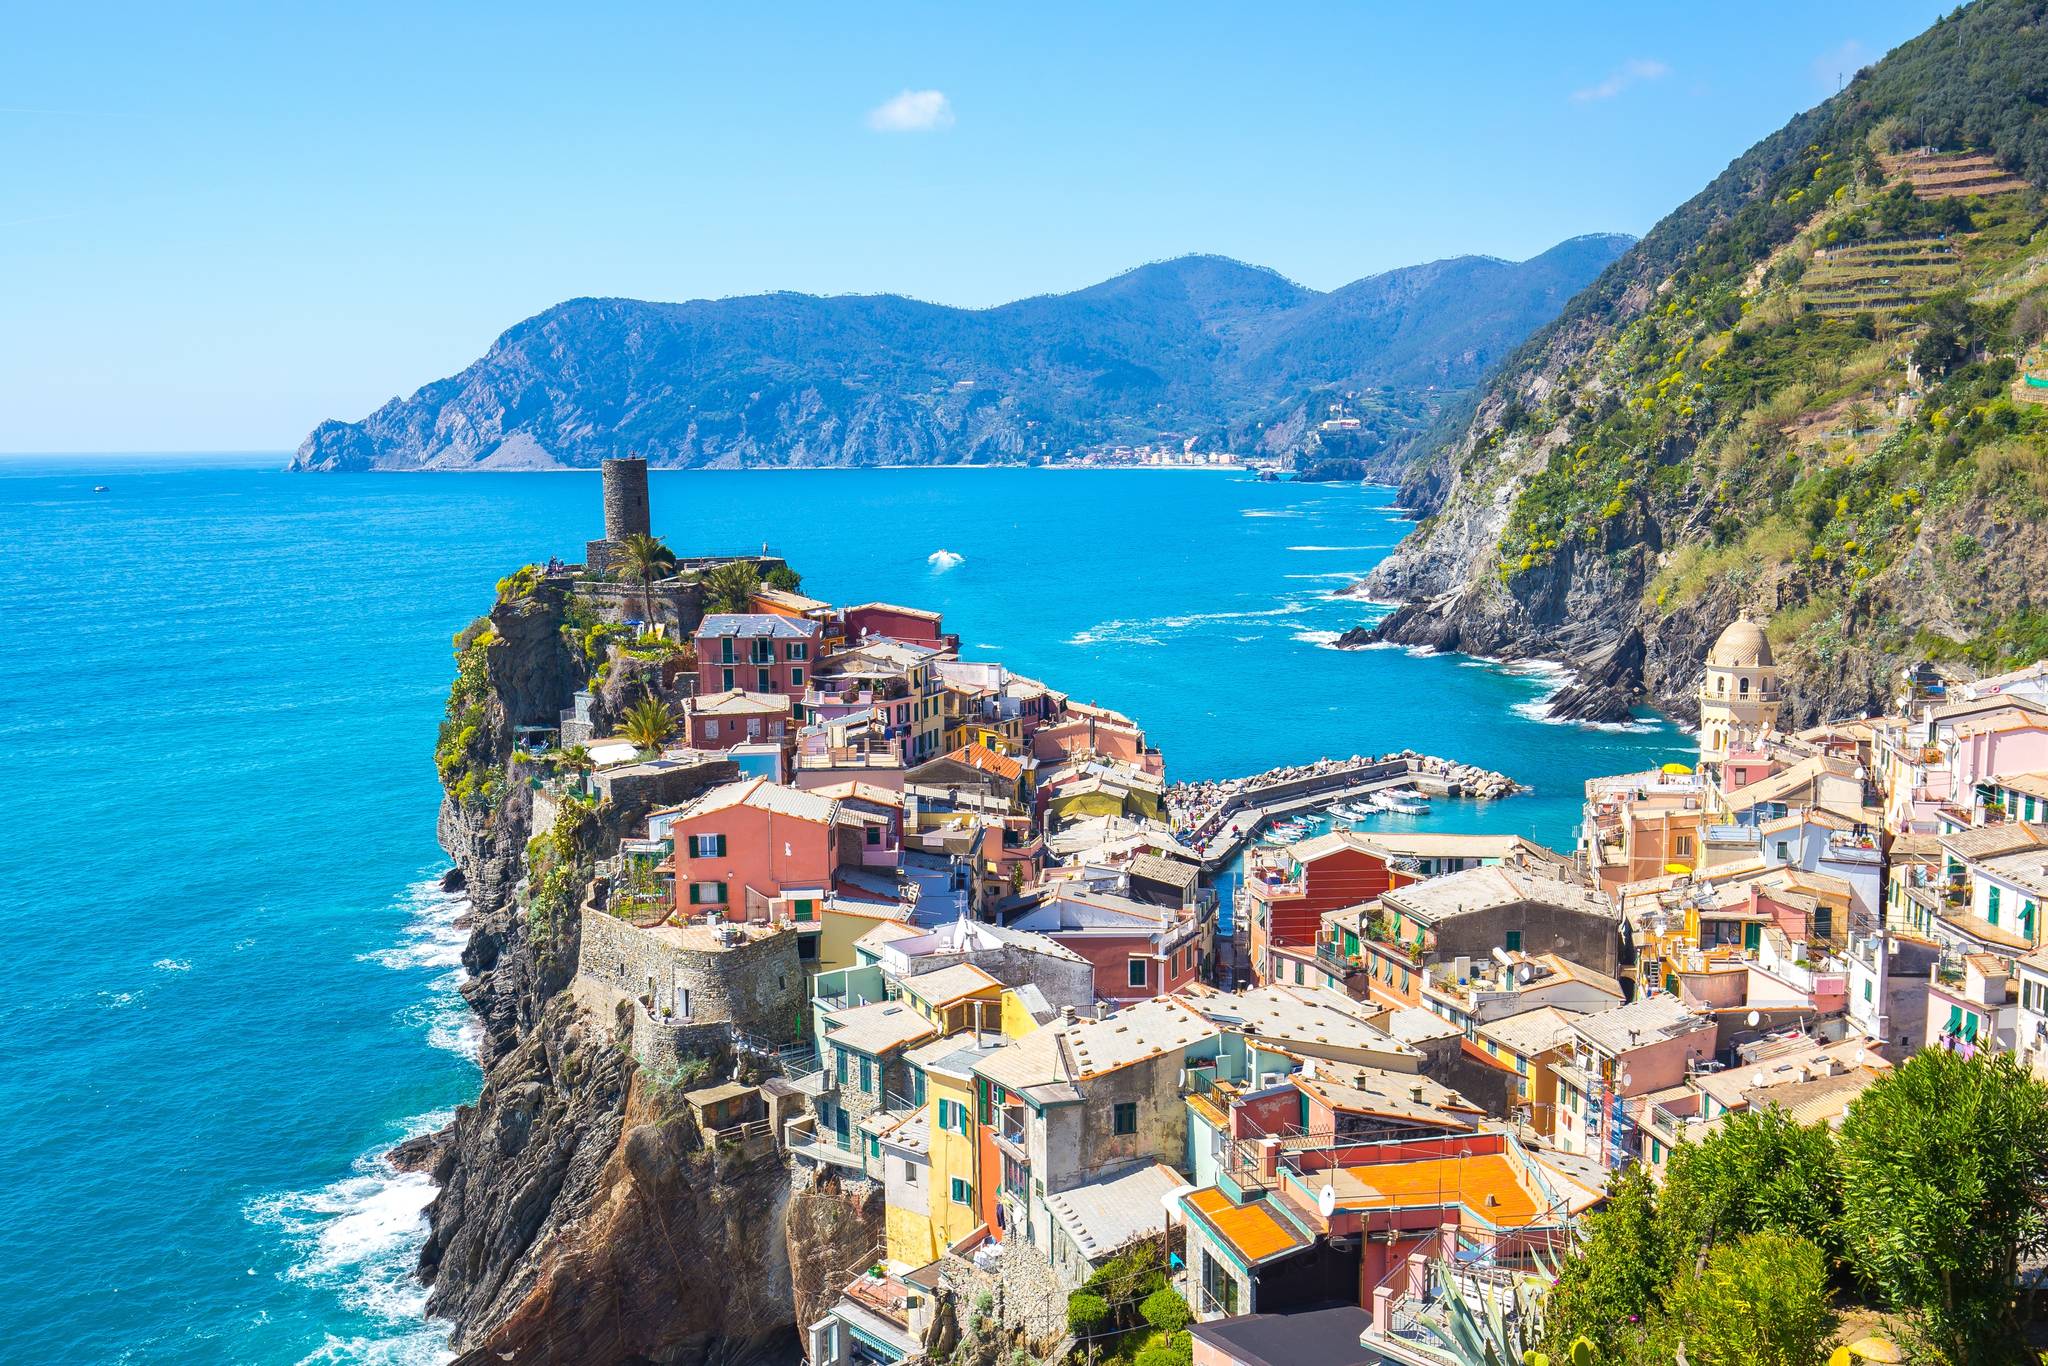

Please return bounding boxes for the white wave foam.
[98,990,141,1010]
[154,958,192,973]
[250,1112,455,1365]
[927,549,964,571]
[1285,544,1386,552]
[1293,630,1345,649]
[361,881,469,973]
[1241,509,1304,518]
[1069,604,1304,646]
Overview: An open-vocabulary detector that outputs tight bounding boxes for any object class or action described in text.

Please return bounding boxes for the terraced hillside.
[1798,235,1962,315]
[1359,0,2048,726]
[1882,148,2034,198]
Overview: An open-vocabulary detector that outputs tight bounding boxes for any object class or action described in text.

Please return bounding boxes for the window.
[950,1178,973,1206]
[867,1135,880,1159]
[789,642,808,661]
[1775,841,1790,861]
[704,719,720,740]
[865,825,881,847]
[836,1051,848,1085]
[859,1057,873,1093]
[793,898,816,922]
[1989,885,2003,925]
[1504,931,1522,952]
[689,834,727,859]
[721,667,735,690]
[1739,677,1751,697]
[1113,1102,1137,1135]
[791,667,805,687]
[1127,957,1148,988]
[1673,835,1694,858]
[687,881,728,905]
[757,668,772,691]
[720,638,736,664]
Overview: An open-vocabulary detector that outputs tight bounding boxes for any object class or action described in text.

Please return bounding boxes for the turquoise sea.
[0,456,1690,1363]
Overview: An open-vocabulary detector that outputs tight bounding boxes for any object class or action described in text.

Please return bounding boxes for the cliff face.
[1353,1,2048,725]
[412,576,873,1364]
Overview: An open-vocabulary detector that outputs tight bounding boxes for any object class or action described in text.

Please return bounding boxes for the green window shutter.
[714,834,727,857]
[688,883,703,905]
[1505,931,1522,952]
[1990,885,2002,925]
[716,881,729,904]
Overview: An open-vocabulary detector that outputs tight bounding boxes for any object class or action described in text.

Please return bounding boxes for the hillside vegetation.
[1365,0,2048,721]
[291,238,1629,472]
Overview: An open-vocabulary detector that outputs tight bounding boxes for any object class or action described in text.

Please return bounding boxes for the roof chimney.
[1409,1082,1425,1103]
[1061,1006,1078,1025]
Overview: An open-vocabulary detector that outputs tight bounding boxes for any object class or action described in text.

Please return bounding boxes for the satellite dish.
[1752,1071,1767,1089]
[1318,1184,1337,1218]
[1618,1071,1633,1091]
[1518,964,1534,983]
[1853,1049,1866,1066]
[1746,1010,1761,1027]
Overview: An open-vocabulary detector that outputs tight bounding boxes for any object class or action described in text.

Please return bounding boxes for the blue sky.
[2,2,1954,452]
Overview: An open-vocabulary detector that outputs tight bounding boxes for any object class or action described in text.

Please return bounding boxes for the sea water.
[0,457,1689,1362]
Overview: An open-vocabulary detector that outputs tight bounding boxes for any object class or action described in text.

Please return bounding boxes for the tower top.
[1707,614,1774,670]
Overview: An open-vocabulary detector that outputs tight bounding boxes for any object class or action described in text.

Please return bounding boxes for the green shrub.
[1065,1292,1110,1336]
[1139,1287,1192,1334]
[1133,1331,1193,1366]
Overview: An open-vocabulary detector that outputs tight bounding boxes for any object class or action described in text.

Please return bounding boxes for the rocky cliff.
[1350,0,2048,726]
[407,575,876,1364]
[292,239,1630,473]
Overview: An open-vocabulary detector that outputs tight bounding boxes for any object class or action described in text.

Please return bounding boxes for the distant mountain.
[290,236,1632,472]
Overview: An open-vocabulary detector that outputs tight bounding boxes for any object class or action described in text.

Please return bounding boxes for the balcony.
[783,1115,862,1171]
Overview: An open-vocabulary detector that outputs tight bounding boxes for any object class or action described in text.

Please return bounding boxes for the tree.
[1652,1231,1835,1366]
[704,560,762,614]
[1658,1106,1843,1266]
[619,695,678,752]
[1837,1049,2048,1364]
[764,564,804,594]
[615,532,676,629]
[1541,1167,1670,1360]
[1139,1287,1192,1334]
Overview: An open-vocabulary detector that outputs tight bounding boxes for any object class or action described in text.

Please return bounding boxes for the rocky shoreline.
[400,583,874,1366]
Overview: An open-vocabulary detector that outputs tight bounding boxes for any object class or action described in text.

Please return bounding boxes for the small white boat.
[1381,796,1428,814]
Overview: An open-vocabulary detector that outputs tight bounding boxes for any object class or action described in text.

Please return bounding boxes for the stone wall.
[602,457,651,543]
[1426,902,1622,977]
[577,908,806,1049]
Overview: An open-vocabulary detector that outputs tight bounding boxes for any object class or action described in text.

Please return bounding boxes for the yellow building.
[884,988,1045,1266]
[1698,613,1782,772]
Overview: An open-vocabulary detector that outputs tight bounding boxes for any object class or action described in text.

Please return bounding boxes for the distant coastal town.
[432,457,2048,1366]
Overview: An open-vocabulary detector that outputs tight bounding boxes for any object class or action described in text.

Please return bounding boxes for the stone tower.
[1698,611,1781,771]
[602,457,651,543]
[586,456,652,573]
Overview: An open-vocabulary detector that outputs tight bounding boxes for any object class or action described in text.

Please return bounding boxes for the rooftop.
[696,612,820,639]
[824,1000,938,1057]
[691,688,792,718]
[678,776,839,826]
[1941,821,2048,863]
[898,962,1003,1009]
[1475,1005,1583,1058]
[1569,995,1711,1056]
[1187,1306,1375,1366]
[1384,863,1612,925]
[1179,985,1418,1060]
[1043,1162,1187,1264]
[1182,1187,1312,1266]
[1295,1066,1484,1130]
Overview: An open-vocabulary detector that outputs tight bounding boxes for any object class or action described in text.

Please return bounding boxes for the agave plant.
[1417,1252,1558,1366]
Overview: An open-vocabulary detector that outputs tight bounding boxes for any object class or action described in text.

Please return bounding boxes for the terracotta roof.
[949,743,1023,782]
[1940,822,2048,862]
[1476,1005,1582,1058]
[1324,1151,1543,1226]
[691,688,792,717]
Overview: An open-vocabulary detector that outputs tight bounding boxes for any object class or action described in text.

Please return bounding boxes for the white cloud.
[1812,39,1869,93]
[1571,58,1670,104]
[866,89,955,133]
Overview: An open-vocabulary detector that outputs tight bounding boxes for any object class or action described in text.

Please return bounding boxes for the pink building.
[695,614,819,704]
[685,689,791,750]
[1010,888,1203,1003]
[841,602,951,649]
[668,778,856,923]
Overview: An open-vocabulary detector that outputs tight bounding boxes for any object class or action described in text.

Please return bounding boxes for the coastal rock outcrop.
[407,573,851,1364]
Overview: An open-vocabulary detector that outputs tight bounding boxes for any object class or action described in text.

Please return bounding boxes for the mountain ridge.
[290,236,1632,472]
[1354,0,2048,724]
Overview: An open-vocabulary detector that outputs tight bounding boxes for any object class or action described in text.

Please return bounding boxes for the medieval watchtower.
[586,456,651,573]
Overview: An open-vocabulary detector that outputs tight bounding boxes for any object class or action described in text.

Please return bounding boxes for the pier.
[1169,753,1522,870]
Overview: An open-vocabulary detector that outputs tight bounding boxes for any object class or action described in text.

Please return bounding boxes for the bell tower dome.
[1698,612,1780,770]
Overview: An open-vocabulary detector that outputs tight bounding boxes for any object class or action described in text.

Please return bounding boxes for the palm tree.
[616,533,677,632]
[559,743,594,795]
[703,560,762,615]
[620,696,678,753]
